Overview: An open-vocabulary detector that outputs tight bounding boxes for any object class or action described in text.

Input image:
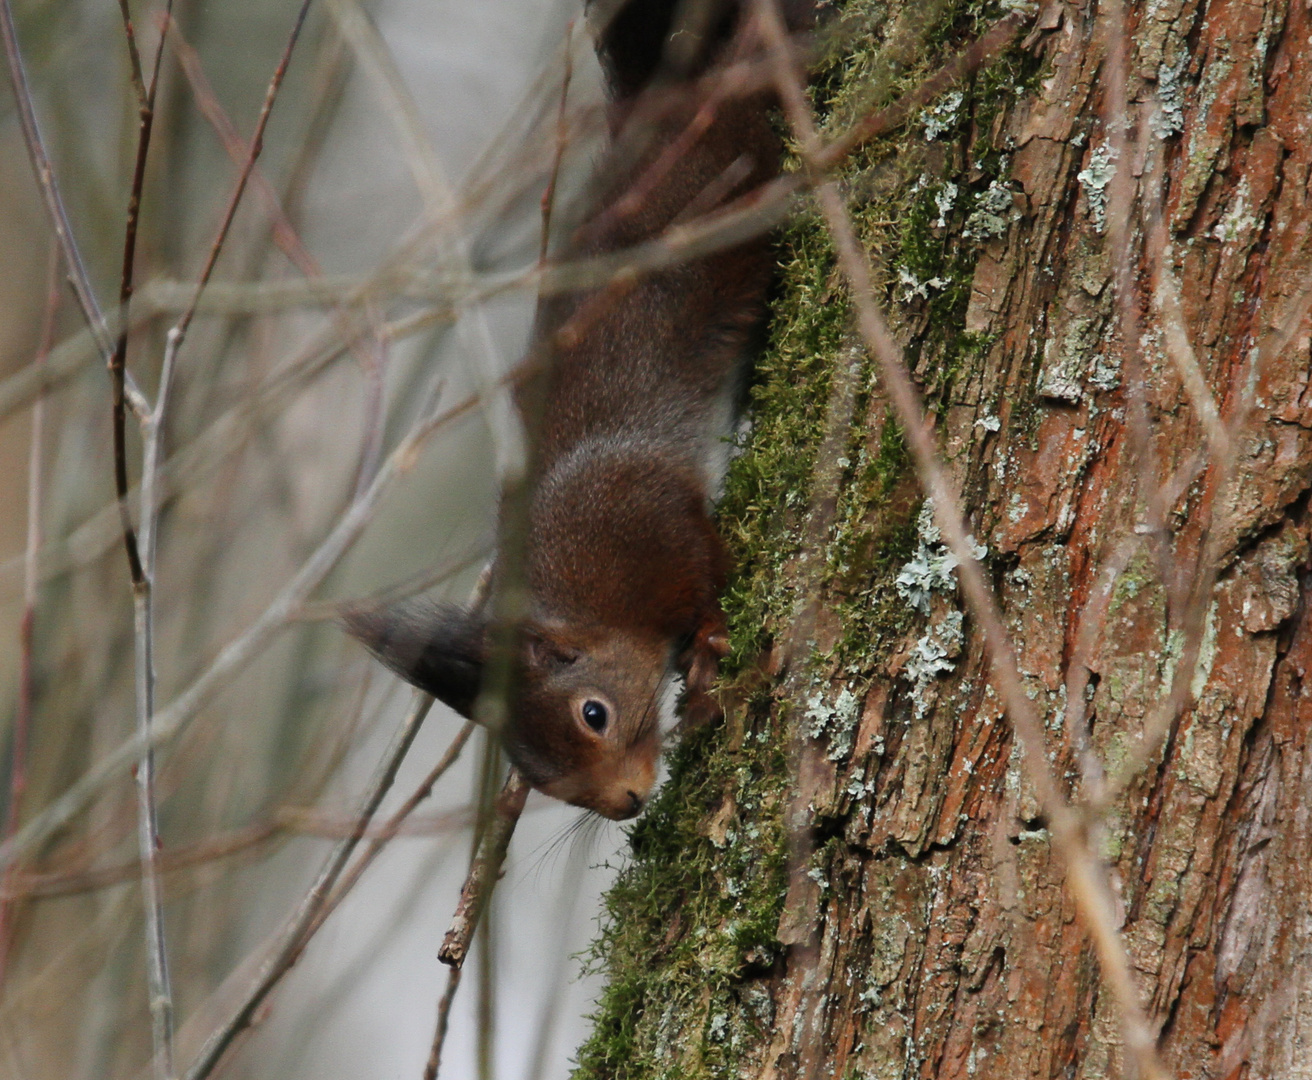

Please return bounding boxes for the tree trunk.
[574,0,1312,1077]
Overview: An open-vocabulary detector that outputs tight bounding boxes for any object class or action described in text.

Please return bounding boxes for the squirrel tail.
[589,0,817,101]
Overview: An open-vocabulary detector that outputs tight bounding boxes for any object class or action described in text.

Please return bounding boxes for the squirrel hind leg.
[676,605,730,725]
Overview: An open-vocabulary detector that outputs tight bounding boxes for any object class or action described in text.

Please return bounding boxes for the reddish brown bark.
[761,0,1312,1074]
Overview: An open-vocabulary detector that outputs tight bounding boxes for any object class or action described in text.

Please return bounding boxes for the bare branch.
[1,0,114,358]
[422,965,463,1080]
[437,769,531,970]
[132,325,183,1080]
[0,379,458,874]
[0,244,60,991]
[112,5,183,1064]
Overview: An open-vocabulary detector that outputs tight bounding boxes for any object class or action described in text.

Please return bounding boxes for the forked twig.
[0,378,457,874]
[117,18,184,1060]
[755,3,1169,1078]
[109,0,176,588]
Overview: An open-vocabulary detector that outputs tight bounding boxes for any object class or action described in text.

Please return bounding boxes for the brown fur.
[348,0,812,820]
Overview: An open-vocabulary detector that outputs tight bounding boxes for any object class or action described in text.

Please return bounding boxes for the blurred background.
[0,0,631,1075]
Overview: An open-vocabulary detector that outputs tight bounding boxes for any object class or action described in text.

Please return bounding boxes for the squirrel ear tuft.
[342,599,486,718]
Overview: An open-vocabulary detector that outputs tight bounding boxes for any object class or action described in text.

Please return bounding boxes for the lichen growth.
[1076,143,1119,233]
[895,502,987,615]
[1151,55,1189,139]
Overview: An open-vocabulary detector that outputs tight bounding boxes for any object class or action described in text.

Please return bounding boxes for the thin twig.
[1149,219,1231,461]
[438,770,531,969]
[521,836,591,1080]
[132,327,183,1080]
[477,891,496,1080]
[109,0,176,587]
[1,788,509,901]
[423,965,463,1080]
[169,0,315,354]
[0,378,456,874]
[115,0,147,104]
[538,19,577,264]
[425,767,531,1078]
[1,0,114,359]
[183,692,435,1080]
[1086,127,1223,813]
[111,8,181,1067]
[754,4,1169,1079]
[1,822,281,900]
[0,244,60,990]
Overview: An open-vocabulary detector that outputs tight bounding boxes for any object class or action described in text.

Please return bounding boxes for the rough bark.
[575,0,1312,1077]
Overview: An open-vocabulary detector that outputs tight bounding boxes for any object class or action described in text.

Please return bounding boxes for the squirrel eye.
[581,699,609,733]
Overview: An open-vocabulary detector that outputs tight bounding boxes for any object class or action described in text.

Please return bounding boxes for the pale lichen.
[1151,55,1189,139]
[923,89,964,140]
[896,503,988,614]
[806,685,863,761]
[963,179,1014,240]
[1076,143,1119,233]
[905,610,965,717]
[934,181,959,228]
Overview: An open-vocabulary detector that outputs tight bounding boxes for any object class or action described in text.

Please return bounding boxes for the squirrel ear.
[523,622,582,670]
[342,599,486,718]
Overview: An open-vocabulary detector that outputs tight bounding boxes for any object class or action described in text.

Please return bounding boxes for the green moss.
[573,4,1044,1077]
[575,713,792,1079]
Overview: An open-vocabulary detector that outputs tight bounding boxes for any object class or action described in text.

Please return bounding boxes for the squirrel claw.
[704,630,730,657]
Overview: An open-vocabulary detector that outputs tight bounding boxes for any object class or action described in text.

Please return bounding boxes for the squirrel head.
[343,600,664,820]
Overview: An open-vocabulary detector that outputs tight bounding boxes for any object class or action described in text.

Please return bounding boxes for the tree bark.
[575,0,1312,1077]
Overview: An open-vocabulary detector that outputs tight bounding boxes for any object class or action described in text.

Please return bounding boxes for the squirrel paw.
[678,614,729,725]
[682,617,729,693]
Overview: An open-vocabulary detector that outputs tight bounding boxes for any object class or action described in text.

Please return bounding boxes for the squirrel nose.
[625,790,644,816]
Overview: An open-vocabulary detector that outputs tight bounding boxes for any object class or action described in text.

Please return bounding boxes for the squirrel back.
[349,0,814,819]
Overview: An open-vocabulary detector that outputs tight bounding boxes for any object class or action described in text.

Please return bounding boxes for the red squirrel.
[348,0,813,819]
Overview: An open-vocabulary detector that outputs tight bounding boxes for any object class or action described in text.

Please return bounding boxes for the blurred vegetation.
[0,0,606,1075]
